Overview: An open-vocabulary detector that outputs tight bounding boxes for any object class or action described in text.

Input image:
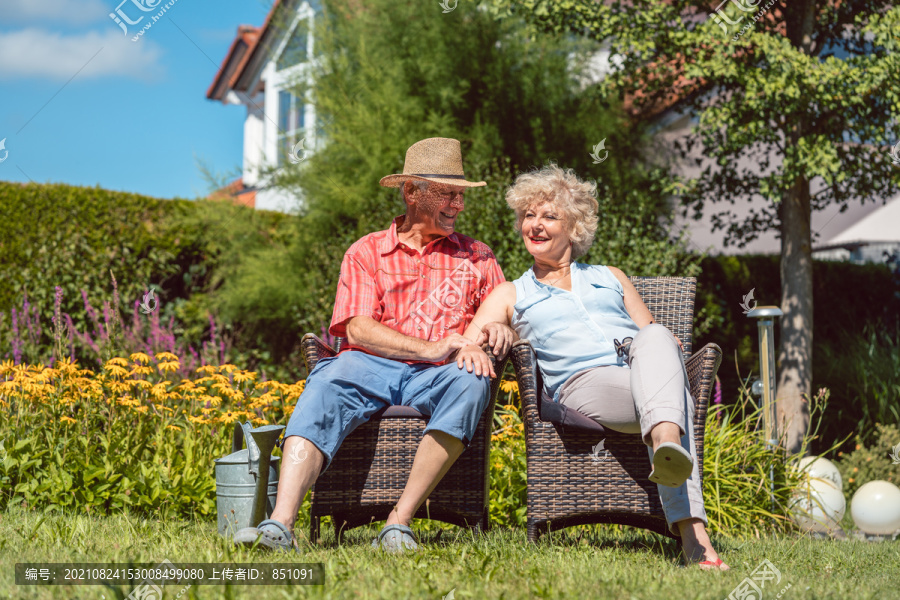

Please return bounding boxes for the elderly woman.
[461,164,728,570]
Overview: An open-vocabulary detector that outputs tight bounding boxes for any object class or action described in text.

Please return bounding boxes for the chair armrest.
[684,343,723,416]
[510,340,542,427]
[301,333,338,373]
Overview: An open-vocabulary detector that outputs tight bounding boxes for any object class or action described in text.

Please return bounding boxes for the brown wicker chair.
[509,276,723,541]
[300,334,509,542]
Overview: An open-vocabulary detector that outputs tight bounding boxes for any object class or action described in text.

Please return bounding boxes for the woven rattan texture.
[299,334,508,541]
[511,276,723,541]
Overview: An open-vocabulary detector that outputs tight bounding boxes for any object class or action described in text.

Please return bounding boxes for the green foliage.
[0,182,201,346]
[702,388,803,538]
[220,0,697,340]
[0,408,220,519]
[0,181,289,368]
[835,423,900,500]
[694,254,900,451]
[489,393,527,528]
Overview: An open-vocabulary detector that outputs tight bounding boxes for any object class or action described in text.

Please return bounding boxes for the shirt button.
[417,326,422,331]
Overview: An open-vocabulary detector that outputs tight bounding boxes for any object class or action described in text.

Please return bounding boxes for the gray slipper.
[649,442,693,488]
[371,524,418,553]
[233,519,295,552]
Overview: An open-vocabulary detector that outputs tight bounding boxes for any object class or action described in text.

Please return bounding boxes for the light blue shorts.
[284,351,492,471]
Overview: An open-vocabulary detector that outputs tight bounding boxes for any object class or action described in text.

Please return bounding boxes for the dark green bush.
[695,254,900,451]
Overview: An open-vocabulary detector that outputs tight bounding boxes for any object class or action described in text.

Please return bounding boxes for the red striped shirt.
[330,217,505,351]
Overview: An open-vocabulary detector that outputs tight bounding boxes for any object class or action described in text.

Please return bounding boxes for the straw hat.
[379,137,486,188]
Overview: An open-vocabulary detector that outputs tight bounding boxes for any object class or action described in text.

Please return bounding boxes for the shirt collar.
[378,216,461,255]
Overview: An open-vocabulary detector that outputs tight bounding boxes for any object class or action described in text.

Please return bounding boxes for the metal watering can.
[214,422,284,537]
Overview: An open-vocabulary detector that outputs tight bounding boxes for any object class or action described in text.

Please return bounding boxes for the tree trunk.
[777,175,812,455]
[776,0,817,456]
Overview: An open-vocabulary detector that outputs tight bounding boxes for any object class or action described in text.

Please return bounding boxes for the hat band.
[409,173,467,179]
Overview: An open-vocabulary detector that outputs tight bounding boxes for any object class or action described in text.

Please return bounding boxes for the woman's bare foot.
[677,518,730,571]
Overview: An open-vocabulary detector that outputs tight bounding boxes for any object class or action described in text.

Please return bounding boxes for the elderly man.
[234,137,512,552]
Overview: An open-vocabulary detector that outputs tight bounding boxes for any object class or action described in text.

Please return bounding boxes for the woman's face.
[521,201,572,263]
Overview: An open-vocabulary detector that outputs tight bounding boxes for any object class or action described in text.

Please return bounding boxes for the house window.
[278,90,305,166]
[276,20,308,70]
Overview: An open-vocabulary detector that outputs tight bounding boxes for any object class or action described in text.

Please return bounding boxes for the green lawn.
[1,507,897,599]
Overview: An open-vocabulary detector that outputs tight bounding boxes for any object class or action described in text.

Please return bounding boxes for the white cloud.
[0,28,163,81]
[1,0,111,24]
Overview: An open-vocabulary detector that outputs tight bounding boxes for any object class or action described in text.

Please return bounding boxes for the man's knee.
[445,369,491,410]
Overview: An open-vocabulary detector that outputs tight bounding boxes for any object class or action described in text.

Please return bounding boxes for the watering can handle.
[232,422,262,476]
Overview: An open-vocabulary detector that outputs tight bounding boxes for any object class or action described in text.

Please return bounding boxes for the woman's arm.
[462,281,517,341]
[608,266,685,351]
[608,266,654,327]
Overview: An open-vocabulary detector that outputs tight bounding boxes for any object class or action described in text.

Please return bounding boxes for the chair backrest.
[629,276,696,357]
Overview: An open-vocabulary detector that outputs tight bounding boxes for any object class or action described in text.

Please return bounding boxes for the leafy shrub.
[0,182,291,372]
[835,423,900,500]
[489,381,527,528]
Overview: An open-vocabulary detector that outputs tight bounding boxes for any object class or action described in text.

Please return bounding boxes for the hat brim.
[379,174,486,188]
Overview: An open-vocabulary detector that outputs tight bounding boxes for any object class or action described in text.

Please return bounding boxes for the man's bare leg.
[267,436,324,535]
[385,431,464,527]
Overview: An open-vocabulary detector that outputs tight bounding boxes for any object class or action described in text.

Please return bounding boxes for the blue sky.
[0,0,273,200]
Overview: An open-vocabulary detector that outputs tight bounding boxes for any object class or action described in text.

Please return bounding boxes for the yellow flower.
[155,352,179,362]
[166,425,181,431]
[158,361,180,373]
[187,415,209,425]
[104,364,128,378]
[105,357,129,368]
[128,365,155,377]
[219,364,238,374]
[133,406,149,414]
[60,416,77,424]
[130,352,152,364]
[233,370,258,384]
[500,380,519,394]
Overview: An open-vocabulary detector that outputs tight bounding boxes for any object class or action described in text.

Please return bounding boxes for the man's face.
[408,181,466,236]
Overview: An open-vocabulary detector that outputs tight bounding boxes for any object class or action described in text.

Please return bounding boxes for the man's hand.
[455,344,495,378]
[425,333,476,363]
[474,322,516,357]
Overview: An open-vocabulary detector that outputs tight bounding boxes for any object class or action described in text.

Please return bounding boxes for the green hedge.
[0,182,287,366]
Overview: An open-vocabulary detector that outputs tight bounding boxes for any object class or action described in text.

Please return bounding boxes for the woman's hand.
[455,344,495,378]
[474,322,517,357]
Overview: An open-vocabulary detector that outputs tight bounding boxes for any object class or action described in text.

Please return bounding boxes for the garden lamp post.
[748,305,783,510]
[747,306,783,445]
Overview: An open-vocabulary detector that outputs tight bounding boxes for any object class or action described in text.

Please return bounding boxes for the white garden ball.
[797,456,843,490]
[850,481,900,535]
[790,478,846,533]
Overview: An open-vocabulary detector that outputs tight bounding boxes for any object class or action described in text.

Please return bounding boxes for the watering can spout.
[246,424,285,528]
